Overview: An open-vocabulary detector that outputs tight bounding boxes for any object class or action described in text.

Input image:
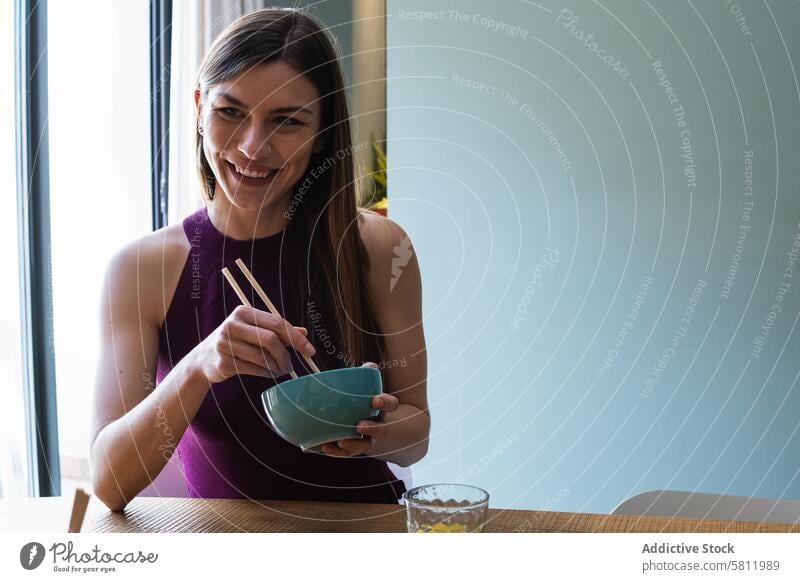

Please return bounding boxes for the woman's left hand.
[321,392,399,457]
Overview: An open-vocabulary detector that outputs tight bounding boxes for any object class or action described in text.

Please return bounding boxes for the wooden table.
[2,496,799,533]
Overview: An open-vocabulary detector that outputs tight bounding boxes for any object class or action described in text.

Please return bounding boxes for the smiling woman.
[89,8,429,511]
[195,60,323,221]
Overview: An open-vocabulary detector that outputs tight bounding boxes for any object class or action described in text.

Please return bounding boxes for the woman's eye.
[276,116,300,127]
[218,107,241,118]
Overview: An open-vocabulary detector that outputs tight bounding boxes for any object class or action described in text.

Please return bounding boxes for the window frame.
[12,0,170,497]
[14,0,60,498]
[150,0,173,230]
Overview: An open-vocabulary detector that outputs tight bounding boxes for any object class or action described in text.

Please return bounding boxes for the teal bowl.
[260,366,383,452]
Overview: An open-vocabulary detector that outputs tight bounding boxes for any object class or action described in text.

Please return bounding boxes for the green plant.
[364,131,387,208]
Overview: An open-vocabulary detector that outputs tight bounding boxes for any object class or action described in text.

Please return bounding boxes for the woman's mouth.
[225,160,279,188]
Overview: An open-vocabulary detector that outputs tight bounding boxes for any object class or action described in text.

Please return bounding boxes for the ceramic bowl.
[260,366,382,452]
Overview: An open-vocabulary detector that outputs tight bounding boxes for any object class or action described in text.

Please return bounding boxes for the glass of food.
[402,483,490,533]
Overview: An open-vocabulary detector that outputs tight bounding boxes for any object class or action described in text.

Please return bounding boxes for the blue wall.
[386,0,800,512]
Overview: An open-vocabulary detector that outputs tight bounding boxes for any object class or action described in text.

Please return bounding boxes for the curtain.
[167,0,270,225]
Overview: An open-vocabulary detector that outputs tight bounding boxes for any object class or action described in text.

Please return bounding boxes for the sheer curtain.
[167,0,270,226]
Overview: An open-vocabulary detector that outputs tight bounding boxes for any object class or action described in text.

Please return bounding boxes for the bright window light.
[47,0,151,490]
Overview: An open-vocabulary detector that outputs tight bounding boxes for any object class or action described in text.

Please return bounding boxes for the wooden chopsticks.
[221,259,320,379]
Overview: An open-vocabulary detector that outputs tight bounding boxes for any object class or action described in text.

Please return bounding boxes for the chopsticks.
[221,259,320,378]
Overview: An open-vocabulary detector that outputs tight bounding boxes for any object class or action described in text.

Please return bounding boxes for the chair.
[612,490,800,525]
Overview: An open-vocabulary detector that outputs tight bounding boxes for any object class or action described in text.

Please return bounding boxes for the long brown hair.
[195,8,384,368]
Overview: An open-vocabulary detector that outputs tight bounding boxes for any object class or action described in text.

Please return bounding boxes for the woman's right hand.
[190,305,316,384]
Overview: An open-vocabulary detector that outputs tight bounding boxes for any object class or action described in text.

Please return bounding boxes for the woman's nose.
[237,125,272,159]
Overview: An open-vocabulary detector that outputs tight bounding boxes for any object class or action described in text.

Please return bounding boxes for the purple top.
[155,206,406,503]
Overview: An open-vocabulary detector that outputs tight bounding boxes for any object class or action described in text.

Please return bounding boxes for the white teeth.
[232,163,273,179]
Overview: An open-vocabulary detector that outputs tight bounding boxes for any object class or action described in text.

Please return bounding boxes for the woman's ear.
[194,88,202,119]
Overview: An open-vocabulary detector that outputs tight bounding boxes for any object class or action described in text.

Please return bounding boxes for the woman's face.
[195,60,322,212]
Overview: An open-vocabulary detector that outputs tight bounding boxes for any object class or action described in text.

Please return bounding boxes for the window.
[0,0,28,499]
[47,1,151,491]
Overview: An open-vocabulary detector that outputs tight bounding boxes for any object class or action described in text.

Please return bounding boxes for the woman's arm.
[90,234,315,511]
[322,211,430,466]
[89,238,209,511]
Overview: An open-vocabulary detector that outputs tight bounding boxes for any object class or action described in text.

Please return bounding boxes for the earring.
[204,172,215,200]
[198,123,204,135]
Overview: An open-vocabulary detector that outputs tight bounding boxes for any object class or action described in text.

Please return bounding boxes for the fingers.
[356,420,389,440]
[323,437,372,457]
[371,394,399,413]
[228,358,276,379]
[226,311,309,373]
[232,305,316,357]
[224,321,293,373]
[219,338,290,376]
[361,361,379,369]
[322,419,390,457]
[213,352,275,379]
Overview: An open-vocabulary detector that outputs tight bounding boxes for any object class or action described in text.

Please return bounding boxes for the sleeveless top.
[155,206,406,503]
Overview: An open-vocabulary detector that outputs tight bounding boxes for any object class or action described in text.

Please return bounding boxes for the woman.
[90,8,429,511]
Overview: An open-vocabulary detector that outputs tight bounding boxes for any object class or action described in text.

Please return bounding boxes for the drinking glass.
[402,484,489,533]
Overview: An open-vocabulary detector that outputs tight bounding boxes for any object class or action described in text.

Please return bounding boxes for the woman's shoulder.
[108,222,189,277]
[357,208,419,295]
[103,222,191,325]
[357,208,413,259]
